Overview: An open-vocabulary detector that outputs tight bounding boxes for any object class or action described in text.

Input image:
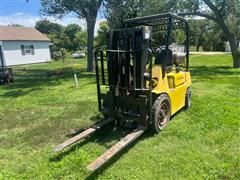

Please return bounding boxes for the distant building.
[0,26,51,66]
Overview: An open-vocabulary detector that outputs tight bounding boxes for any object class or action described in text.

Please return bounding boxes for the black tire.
[185,87,192,109]
[9,74,14,83]
[151,94,171,133]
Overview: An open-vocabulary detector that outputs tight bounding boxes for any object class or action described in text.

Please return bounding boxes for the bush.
[52,51,63,61]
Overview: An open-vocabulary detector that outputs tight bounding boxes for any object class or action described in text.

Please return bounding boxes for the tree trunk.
[226,33,240,68]
[86,17,96,72]
[214,18,240,68]
[196,45,200,52]
[196,0,240,68]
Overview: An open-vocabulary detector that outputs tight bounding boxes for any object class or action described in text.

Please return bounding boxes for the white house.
[0,26,51,66]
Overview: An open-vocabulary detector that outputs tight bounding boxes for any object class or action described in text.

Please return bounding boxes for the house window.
[24,46,32,54]
[21,45,35,55]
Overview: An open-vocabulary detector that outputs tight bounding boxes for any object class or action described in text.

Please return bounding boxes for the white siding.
[2,40,51,66]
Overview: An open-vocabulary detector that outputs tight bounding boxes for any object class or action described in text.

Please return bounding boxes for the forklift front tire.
[151,94,171,133]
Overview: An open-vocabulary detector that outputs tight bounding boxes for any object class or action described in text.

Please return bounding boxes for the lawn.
[0,54,239,179]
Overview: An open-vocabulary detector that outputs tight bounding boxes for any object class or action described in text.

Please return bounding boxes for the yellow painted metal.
[167,72,185,87]
[147,65,192,115]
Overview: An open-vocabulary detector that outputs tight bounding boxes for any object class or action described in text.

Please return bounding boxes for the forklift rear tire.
[151,94,171,133]
[185,87,192,109]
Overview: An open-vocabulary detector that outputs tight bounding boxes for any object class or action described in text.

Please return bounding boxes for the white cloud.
[0,12,106,35]
[0,12,40,27]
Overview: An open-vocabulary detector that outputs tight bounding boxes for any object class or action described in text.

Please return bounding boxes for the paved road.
[190,52,231,55]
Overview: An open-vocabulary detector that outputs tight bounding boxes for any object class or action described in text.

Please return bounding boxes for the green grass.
[0,55,239,179]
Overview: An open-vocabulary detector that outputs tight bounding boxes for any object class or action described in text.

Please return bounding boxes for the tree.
[189,19,226,51]
[40,0,104,72]
[95,21,109,47]
[58,34,71,50]
[137,0,177,16]
[202,21,226,51]
[64,24,82,42]
[106,0,240,67]
[35,20,64,35]
[74,31,87,50]
[189,19,208,51]
[105,0,144,29]
[35,20,86,52]
[35,20,65,52]
[47,34,60,52]
[177,0,240,68]
[63,24,82,51]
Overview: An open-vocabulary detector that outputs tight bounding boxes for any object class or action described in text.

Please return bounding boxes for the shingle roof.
[0,26,50,41]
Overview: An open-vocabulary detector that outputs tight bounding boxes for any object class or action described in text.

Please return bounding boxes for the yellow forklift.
[54,13,192,171]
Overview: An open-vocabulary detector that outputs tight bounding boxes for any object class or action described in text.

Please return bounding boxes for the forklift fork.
[87,126,146,171]
[53,118,146,171]
[53,118,113,152]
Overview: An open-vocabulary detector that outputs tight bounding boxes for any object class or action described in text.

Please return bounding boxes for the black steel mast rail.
[124,13,187,26]
[133,19,183,27]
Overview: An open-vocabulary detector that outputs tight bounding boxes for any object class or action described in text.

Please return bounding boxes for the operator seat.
[155,49,173,66]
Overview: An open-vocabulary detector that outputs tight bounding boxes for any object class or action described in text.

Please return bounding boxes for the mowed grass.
[0,54,239,179]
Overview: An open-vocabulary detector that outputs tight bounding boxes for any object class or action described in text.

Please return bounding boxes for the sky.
[0,0,105,33]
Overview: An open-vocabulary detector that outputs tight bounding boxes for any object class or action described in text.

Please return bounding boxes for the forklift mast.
[95,26,153,125]
[107,26,152,93]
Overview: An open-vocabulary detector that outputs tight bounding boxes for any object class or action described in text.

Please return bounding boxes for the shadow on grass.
[1,67,96,97]
[2,87,43,97]
[170,107,185,120]
[49,133,98,162]
[49,120,116,163]
[49,115,153,178]
[191,66,239,77]
[66,114,103,137]
[86,131,151,179]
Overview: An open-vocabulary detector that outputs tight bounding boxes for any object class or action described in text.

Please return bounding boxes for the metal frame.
[124,13,186,25]
[124,13,189,71]
[94,49,104,112]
